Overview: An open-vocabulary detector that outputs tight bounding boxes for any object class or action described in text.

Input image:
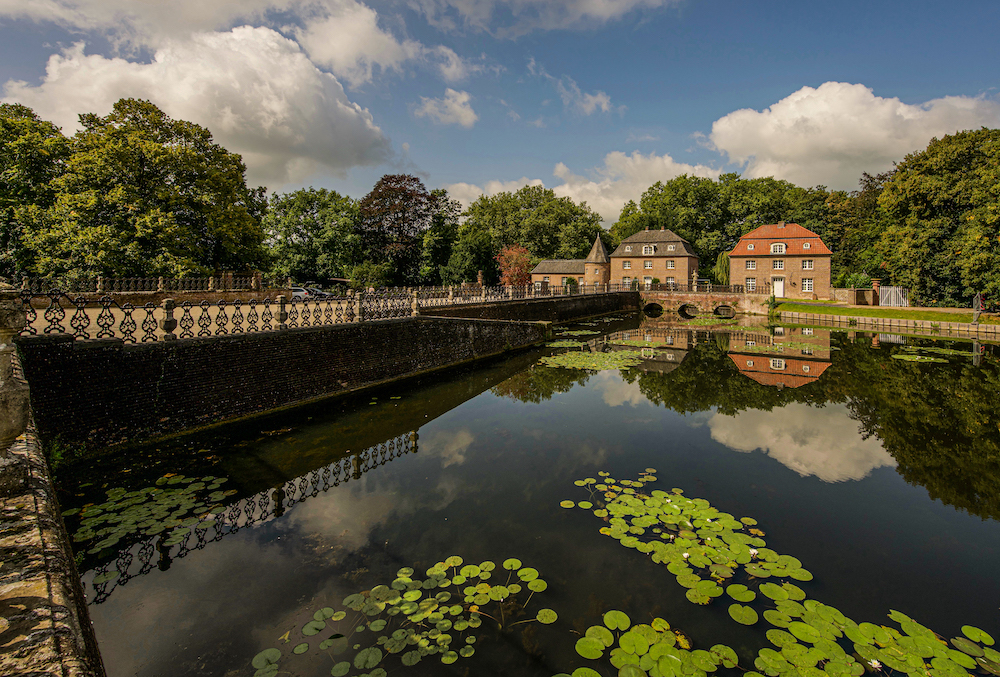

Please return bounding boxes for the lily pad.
[952,637,985,657]
[603,610,631,631]
[727,584,757,602]
[252,648,281,669]
[963,626,995,646]
[576,637,606,659]
[729,604,759,625]
[760,582,789,601]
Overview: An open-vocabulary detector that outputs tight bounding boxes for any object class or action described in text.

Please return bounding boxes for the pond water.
[54,313,1000,677]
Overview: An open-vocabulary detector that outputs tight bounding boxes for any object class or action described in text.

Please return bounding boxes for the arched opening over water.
[643,303,664,318]
[678,303,699,319]
[714,305,736,318]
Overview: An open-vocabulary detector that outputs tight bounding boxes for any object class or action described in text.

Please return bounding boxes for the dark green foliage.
[264,188,359,283]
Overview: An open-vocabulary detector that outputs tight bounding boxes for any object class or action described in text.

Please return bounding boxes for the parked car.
[291,287,309,300]
[306,287,330,299]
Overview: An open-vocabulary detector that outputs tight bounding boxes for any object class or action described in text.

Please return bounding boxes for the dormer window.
[803,242,811,249]
[770,358,786,370]
[667,244,675,251]
[747,244,755,251]
[642,245,654,255]
[771,243,786,254]
[625,245,632,252]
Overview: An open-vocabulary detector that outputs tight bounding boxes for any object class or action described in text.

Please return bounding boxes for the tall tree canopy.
[357,174,440,286]
[264,188,359,283]
[18,99,268,279]
[0,103,70,279]
[875,129,1000,305]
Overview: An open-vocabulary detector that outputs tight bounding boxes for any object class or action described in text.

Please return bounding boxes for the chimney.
[660,226,664,231]
[778,221,785,228]
[645,226,649,231]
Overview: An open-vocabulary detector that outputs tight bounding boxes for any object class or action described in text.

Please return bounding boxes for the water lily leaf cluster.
[563,471,1000,677]
[683,317,739,326]
[899,346,972,358]
[611,339,672,348]
[549,340,586,348]
[554,608,737,677]
[891,354,948,363]
[540,350,644,371]
[558,330,601,336]
[61,474,236,555]
[251,554,557,677]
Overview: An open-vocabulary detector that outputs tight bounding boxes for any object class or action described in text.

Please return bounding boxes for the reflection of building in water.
[728,327,832,388]
[600,327,692,373]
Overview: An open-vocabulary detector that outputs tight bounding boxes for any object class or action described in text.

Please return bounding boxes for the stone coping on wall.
[25,289,293,308]
[779,311,1000,341]
[0,429,105,677]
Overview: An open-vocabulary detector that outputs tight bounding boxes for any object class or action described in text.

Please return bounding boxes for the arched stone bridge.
[640,289,770,318]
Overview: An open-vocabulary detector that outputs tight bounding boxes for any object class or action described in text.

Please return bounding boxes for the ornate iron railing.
[83,431,417,604]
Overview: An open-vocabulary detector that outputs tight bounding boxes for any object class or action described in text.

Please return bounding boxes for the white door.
[773,277,785,297]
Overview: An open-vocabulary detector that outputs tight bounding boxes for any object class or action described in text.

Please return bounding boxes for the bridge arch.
[714,305,736,318]
[677,303,699,319]
[643,302,664,318]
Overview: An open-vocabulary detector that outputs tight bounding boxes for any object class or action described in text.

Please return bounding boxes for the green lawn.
[776,303,1000,325]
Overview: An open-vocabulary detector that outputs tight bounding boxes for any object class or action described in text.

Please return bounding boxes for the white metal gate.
[879,286,909,307]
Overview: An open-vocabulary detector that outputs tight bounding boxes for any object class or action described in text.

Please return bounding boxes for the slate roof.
[609,228,698,257]
[585,235,610,263]
[531,259,586,275]
[729,222,832,257]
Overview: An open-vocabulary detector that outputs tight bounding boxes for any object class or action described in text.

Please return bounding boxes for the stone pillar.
[355,291,365,323]
[160,299,177,341]
[870,278,881,306]
[252,271,262,292]
[208,276,215,292]
[157,276,165,293]
[0,292,29,494]
[448,286,454,304]
[276,295,288,330]
[96,276,105,294]
[411,290,420,317]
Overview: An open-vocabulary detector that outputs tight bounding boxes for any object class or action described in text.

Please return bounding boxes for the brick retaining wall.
[15,316,548,448]
[422,291,640,321]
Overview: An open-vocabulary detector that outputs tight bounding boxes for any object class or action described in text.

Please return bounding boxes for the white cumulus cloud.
[708,402,896,483]
[413,88,479,127]
[2,27,391,187]
[444,150,719,222]
[709,81,1000,189]
[413,0,683,38]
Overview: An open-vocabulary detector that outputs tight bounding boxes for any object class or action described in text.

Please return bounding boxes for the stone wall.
[422,291,640,322]
[15,316,548,448]
[641,291,770,316]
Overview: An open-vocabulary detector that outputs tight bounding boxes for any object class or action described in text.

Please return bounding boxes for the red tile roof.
[728,354,830,389]
[729,223,832,257]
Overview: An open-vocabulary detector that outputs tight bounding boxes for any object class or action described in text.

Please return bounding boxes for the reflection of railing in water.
[84,431,417,605]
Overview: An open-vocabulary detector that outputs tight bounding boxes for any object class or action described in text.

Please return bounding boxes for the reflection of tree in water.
[490,364,590,404]
[627,336,1000,521]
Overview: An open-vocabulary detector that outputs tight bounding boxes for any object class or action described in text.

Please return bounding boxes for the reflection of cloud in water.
[421,428,475,467]
[708,403,896,482]
[594,372,648,407]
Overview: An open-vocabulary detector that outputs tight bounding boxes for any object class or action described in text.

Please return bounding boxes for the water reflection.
[708,403,895,482]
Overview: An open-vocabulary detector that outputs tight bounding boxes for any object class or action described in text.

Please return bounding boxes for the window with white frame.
[774,327,784,335]
[534,281,542,290]
[745,278,756,291]
[803,242,811,249]
[746,360,754,367]
[801,348,813,355]
[622,277,631,285]
[644,276,653,284]
[665,277,675,285]
[623,261,631,269]
[802,259,814,270]
[802,328,813,335]
[747,341,756,347]
[803,365,811,373]
[746,260,756,270]
[561,277,568,285]
[802,278,814,292]
[543,276,549,283]
[643,245,654,255]
[770,358,786,370]
[665,336,674,345]
[667,260,675,269]
[667,244,676,251]
[773,260,784,270]
[644,260,653,269]
[625,245,632,252]
[771,243,786,254]
[747,244,755,251]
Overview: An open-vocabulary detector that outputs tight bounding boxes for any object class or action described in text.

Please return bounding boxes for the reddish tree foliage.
[496,245,533,285]
[357,174,436,285]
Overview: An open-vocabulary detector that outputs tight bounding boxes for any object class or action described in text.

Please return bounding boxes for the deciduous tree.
[496,245,533,285]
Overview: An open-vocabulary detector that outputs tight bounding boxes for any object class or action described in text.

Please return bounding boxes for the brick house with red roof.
[729,222,832,300]
[728,327,832,389]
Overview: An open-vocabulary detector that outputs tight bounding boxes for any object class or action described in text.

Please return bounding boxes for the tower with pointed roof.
[583,235,610,287]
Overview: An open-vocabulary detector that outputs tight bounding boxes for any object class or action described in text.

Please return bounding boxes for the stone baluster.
[411,290,420,317]
[160,299,177,341]
[276,294,288,330]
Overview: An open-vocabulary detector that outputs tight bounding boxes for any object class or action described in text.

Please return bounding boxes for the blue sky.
[2,0,999,222]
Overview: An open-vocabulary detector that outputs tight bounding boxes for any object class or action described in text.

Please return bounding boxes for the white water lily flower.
[682,553,690,559]
[868,660,882,669]
[749,548,759,558]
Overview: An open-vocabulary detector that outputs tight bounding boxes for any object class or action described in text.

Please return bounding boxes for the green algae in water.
[558,329,601,336]
[610,339,672,348]
[540,350,643,371]
[251,554,555,676]
[892,354,948,363]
